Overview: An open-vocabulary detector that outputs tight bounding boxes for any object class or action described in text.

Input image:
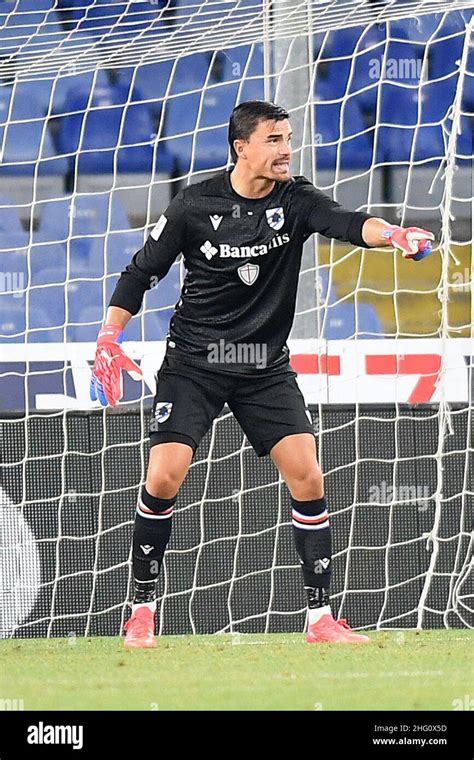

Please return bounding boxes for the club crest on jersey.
[265,207,284,231]
[154,402,173,423]
[238,262,259,286]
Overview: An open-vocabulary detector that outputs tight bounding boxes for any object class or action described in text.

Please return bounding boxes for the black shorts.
[149,353,314,457]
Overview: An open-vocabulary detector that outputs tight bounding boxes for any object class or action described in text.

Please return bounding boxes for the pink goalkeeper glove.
[383,225,435,261]
[90,325,142,408]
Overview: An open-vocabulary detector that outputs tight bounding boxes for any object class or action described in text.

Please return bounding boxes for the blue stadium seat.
[146,309,173,340]
[428,11,466,79]
[50,69,110,116]
[104,231,145,277]
[386,123,445,164]
[320,25,386,102]
[30,243,67,286]
[376,82,445,163]
[67,277,106,326]
[0,301,58,342]
[51,232,126,281]
[6,65,105,121]
[323,302,383,339]
[31,235,106,285]
[67,305,101,342]
[57,82,157,173]
[457,115,473,161]
[0,82,67,176]
[0,233,29,253]
[0,247,28,306]
[165,82,239,172]
[0,86,46,122]
[0,301,26,341]
[0,295,62,343]
[391,14,442,43]
[219,44,265,101]
[35,194,130,272]
[115,51,212,117]
[383,37,424,83]
[64,0,125,34]
[171,52,214,94]
[0,197,26,236]
[313,82,373,170]
[320,25,384,59]
[380,81,420,126]
[82,238,107,277]
[36,193,130,243]
[463,45,474,112]
[60,0,165,38]
[0,117,68,177]
[2,78,56,118]
[55,0,93,15]
[14,8,65,67]
[322,25,423,120]
[27,271,109,340]
[421,78,456,122]
[0,1,60,58]
[116,61,175,117]
[0,122,65,177]
[29,276,65,330]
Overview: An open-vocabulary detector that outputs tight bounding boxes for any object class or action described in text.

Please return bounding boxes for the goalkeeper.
[90,101,434,648]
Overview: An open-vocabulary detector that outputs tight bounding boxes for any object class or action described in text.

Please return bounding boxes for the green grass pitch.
[1,630,472,711]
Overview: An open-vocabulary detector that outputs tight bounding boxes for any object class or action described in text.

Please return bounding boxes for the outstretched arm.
[295,179,434,259]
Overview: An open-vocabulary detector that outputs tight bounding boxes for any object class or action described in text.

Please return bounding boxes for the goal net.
[0,0,472,638]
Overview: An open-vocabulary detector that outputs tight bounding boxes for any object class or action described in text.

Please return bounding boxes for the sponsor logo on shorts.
[154,402,173,423]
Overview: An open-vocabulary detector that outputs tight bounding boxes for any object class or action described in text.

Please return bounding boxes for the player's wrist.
[97,324,123,345]
[381,224,401,242]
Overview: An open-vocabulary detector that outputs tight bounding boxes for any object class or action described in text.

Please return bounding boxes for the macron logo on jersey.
[209,214,223,230]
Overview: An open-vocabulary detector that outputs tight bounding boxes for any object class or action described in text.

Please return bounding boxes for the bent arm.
[107,189,187,321]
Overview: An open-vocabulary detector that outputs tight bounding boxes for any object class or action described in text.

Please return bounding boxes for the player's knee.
[287,465,324,500]
[146,469,186,499]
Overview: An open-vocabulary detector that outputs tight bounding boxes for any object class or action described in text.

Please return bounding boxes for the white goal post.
[0,0,472,638]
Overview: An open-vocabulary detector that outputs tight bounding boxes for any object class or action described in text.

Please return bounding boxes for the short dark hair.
[228,100,289,163]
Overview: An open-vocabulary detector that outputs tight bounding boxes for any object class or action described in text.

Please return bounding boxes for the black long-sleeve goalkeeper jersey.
[109,168,373,374]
